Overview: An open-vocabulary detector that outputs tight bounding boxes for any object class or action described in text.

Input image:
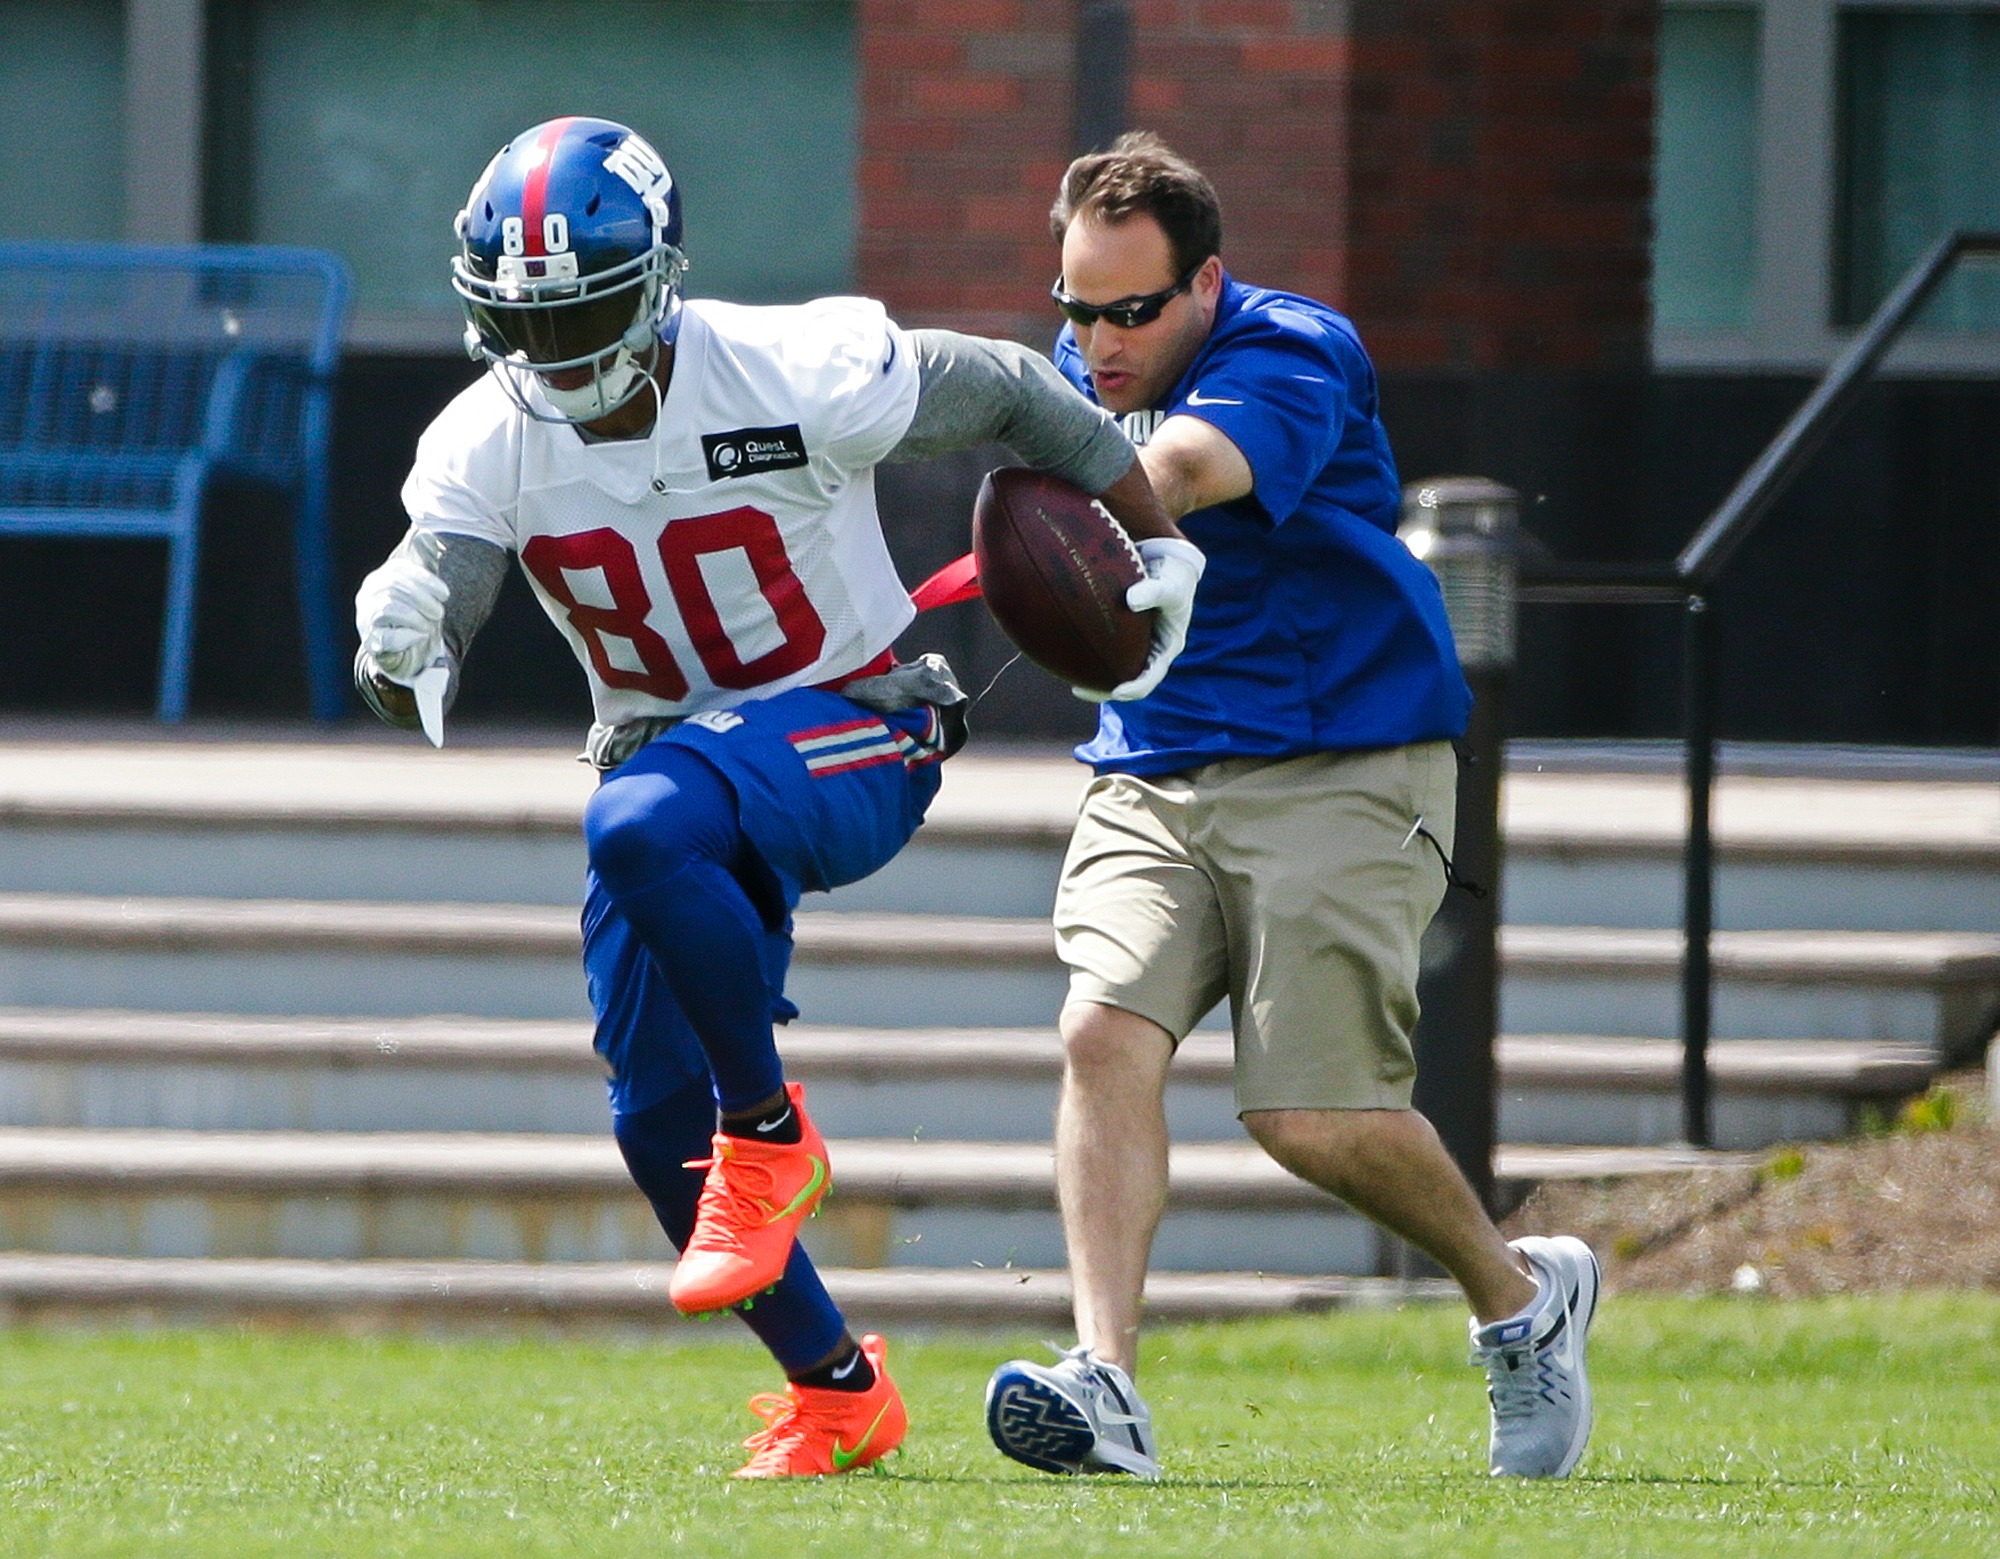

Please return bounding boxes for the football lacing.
[737,1389,810,1472]
[681,1148,784,1257]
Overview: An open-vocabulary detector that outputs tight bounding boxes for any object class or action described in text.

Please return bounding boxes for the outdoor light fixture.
[1397,477,1520,672]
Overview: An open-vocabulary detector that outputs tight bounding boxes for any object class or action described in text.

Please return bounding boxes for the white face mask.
[537,345,651,421]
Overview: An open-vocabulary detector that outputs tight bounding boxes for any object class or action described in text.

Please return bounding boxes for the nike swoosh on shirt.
[1185,389,1242,406]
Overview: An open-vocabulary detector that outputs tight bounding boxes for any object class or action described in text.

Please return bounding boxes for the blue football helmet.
[451,116,688,424]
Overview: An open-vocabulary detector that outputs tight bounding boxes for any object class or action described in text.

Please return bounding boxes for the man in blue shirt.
[984,134,1600,1483]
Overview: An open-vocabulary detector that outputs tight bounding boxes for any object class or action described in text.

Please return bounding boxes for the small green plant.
[1765,1146,1807,1181]
[1897,1085,1960,1136]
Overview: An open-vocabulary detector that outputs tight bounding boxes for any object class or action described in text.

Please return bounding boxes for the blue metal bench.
[0,243,353,721]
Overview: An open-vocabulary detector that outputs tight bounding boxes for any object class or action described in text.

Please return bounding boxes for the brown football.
[971,467,1151,694]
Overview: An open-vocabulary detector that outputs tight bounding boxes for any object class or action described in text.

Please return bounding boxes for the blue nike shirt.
[1053,274,1472,776]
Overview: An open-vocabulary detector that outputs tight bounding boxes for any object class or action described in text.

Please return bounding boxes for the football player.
[352,117,1200,1478]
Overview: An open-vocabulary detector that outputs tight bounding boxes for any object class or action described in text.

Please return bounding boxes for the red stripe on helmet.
[518,116,579,257]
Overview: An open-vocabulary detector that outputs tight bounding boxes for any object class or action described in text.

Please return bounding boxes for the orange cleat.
[733,1333,907,1478]
[669,1081,830,1315]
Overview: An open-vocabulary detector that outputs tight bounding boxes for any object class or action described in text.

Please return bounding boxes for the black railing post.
[1072,3,1132,157]
[1680,593,1716,1148]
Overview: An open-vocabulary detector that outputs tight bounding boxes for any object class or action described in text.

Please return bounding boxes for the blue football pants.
[579,691,946,1372]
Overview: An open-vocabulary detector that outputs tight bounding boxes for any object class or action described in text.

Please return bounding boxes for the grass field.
[3,1294,1997,1558]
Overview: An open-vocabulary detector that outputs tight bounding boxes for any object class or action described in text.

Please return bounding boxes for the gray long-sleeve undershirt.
[891,328,1133,489]
[357,328,1132,726]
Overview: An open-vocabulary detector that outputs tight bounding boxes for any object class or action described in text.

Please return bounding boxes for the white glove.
[1077,535,1206,703]
[355,545,450,683]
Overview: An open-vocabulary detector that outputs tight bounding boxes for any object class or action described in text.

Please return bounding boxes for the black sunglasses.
[1051,264,1199,329]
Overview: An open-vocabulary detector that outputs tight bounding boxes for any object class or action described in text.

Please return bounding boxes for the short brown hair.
[1050,131,1223,279]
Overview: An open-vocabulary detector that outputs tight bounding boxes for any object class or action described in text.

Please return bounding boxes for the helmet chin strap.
[539,339,653,421]
[527,287,679,424]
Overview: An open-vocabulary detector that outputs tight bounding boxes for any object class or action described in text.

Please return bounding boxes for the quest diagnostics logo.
[702,424,809,482]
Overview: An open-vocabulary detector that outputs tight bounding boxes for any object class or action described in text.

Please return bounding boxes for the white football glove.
[1077,535,1207,703]
[355,545,450,684]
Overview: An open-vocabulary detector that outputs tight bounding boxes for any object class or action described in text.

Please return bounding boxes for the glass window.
[1654,8,1761,331]
[1839,11,2000,329]
[206,1,856,332]
[0,0,124,241]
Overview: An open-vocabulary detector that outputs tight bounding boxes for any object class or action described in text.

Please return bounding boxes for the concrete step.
[0,1008,615,1135]
[0,1253,1456,1330]
[1496,1035,1933,1149]
[0,1009,1937,1150]
[0,807,1072,918]
[1503,771,2000,932]
[0,893,1070,1026]
[0,1009,1090,1139]
[0,742,590,906]
[6,741,1998,931]
[2,888,1994,1053]
[0,1126,1368,1275]
[0,1126,1747,1277]
[1500,925,2000,1057]
[1506,848,2000,935]
[0,743,1076,916]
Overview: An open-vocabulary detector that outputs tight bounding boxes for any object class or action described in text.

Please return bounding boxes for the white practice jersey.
[401,296,923,726]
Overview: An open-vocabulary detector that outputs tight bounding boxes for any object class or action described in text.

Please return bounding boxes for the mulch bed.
[1500,1071,2000,1297]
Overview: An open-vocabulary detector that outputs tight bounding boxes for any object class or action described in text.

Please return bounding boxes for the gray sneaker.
[1470,1234,1601,1478]
[985,1343,1161,1479]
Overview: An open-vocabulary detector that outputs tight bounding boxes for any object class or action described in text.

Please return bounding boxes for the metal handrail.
[1516,558,1684,605]
[1522,228,2000,1146]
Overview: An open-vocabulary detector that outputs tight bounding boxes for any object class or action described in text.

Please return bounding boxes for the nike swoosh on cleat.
[831,1401,893,1471]
[753,1115,791,1134]
[830,1354,861,1382]
[764,1156,828,1224]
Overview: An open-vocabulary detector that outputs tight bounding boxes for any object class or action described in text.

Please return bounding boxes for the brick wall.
[1125,3,1354,314]
[1347,0,1656,371]
[856,0,1077,343]
[857,1,1652,371]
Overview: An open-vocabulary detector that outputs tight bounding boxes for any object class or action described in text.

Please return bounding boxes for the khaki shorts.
[1053,741,1457,1114]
